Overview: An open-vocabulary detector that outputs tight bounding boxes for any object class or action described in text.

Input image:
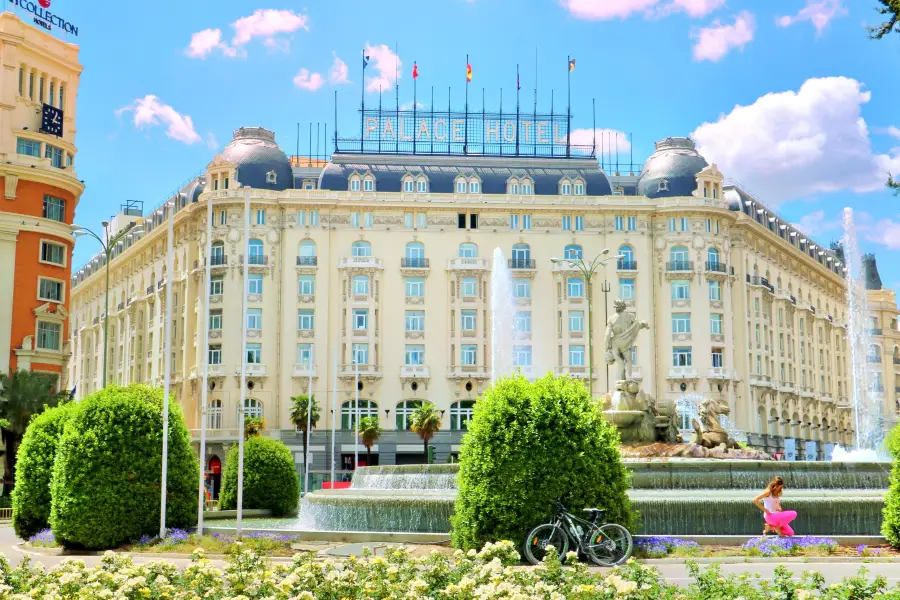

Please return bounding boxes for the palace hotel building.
[0,11,81,381]
[65,118,895,483]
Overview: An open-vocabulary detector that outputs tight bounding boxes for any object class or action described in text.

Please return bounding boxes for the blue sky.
[36,0,900,288]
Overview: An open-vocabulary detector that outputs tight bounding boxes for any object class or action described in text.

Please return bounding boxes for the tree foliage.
[11,404,72,538]
[244,416,266,439]
[289,394,321,469]
[888,173,900,197]
[49,385,198,549]
[0,370,66,480]
[219,436,299,516]
[883,424,900,547]
[451,373,634,550]
[867,0,900,39]
[357,415,382,465]
[409,402,442,461]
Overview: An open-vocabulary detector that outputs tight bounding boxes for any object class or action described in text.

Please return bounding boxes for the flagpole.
[197,175,212,536]
[413,62,417,155]
[430,86,434,154]
[566,55,571,158]
[303,348,313,496]
[236,184,251,538]
[592,98,596,160]
[330,344,337,488]
[360,48,366,153]
[464,54,469,155]
[516,64,520,157]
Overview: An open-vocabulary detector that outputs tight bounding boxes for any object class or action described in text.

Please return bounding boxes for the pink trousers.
[764,510,797,537]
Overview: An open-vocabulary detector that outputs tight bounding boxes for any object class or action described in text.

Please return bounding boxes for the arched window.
[707,248,720,266]
[521,177,533,195]
[559,178,572,195]
[363,175,375,192]
[244,398,262,419]
[208,399,223,430]
[511,243,531,261]
[211,241,225,266]
[507,178,520,195]
[349,175,361,192]
[468,177,481,193]
[564,244,582,260]
[619,245,634,268]
[669,246,689,269]
[455,176,467,194]
[248,239,264,265]
[403,175,414,193]
[341,399,378,430]
[351,241,372,257]
[396,400,423,430]
[451,400,475,431]
[458,243,478,258]
[868,344,881,362]
[405,242,426,268]
[573,178,585,195]
[416,177,428,193]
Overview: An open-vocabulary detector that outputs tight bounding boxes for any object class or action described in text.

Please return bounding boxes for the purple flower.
[28,529,55,546]
[635,536,700,556]
[162,528,191,545]
[135,534,156,546]
[742,536,837,557]
[856,544,867,555]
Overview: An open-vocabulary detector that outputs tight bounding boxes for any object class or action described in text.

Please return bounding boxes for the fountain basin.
[602,410,645,427]
[297,490,455,533]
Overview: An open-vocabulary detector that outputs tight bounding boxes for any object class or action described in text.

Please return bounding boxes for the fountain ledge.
[203,527,450,544]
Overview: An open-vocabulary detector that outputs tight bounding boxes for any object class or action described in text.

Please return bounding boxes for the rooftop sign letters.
[336,108,594,159]
[9,0,79,36]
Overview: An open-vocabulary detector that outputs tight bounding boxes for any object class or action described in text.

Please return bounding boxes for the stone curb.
[640,556,900,565]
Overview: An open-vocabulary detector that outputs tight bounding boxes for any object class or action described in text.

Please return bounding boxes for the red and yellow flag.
[466,63,472,82]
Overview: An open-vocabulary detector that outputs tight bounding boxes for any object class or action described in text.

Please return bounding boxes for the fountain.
[841,208,886,458]
[490,248,516,382]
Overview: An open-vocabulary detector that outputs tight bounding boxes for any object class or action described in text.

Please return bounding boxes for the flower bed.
[4,540,899,599]
[635,536,900,559]
[131,530,301,557]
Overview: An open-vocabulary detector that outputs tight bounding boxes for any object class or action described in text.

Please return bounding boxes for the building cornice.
[0,162,84,199]
[0,211,74,241]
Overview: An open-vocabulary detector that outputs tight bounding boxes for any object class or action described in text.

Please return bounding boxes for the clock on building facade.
[40,103,64,137]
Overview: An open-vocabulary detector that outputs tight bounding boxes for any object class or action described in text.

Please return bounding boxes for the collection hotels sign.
[337,108,595,159]
[8,0,79,36]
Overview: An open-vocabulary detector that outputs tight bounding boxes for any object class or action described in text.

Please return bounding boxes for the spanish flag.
[466,63,472,82]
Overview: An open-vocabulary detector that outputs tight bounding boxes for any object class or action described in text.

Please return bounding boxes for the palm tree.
[0,370,66,483]
[409,402,442,464]
[244,416,265,439]
[289,394,321,470]
[357,416,381,466]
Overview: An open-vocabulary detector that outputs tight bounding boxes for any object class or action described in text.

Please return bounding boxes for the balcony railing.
[447,257,488,269]
[508,258,536,269]
[234,364,267,377]
[666,261,693,272]
[210,255,227,266]
[867,355,882,363]
[297,256,318,266]
[292,363,317,377]
[401,257,430,269]
[705,261,728,273]
[340,256,383,268]
[246,254,268,266]
[617,259,637,271]
[667,366,698,378]
[872,384,885,393]
[869,328,883,336]
[339,363,383,377]
[400,365,430,379]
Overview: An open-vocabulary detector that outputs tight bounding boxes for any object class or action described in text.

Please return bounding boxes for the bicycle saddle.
[582,508,605,516]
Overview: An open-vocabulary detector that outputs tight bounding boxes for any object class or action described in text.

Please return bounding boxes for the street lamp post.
[73,220,144,389]
[600,280,612,387]
[550,250,623,398]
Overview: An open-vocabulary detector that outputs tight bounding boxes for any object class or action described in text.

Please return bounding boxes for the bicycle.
[523,501,633,567]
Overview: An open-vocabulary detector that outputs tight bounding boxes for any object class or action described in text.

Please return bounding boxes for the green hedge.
[219,436,299,517]
[49,385,199,549]
[11,404,73,538]
[884,425,900,547]
[451,373,634,550]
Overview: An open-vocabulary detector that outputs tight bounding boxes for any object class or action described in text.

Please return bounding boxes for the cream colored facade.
[866,286,900,418]
[67,129,861,473]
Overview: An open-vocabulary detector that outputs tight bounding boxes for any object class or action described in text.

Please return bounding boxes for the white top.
[762,495,779,512]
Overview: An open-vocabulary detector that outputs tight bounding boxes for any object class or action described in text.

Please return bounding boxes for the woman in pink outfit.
[753,476,797,537]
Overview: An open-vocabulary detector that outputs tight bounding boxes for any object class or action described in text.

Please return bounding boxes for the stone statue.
[604,300,649,381]
[690,397,740,450]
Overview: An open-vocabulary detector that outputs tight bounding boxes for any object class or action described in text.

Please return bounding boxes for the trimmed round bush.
[12,403,73,539]
[883,424,900,547]
[219,436,300,517]
[49,385,199,549]
[451,373,634,550]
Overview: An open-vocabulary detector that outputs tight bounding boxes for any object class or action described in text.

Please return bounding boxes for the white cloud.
[207,133,219,151]
[293,68,325,91]
[115,95,201,145]
[561,0,723,20]
[329,52,350,85]
[399,101,426,111]
[793,209,842,237]
[569,128,632,153]
[776,0,846,35]
[364,44,401,93]
[185,9,309,58]
[863,216,900,250]
[691,11,756,62]
[691,76,900,205]
[887,126,900,140]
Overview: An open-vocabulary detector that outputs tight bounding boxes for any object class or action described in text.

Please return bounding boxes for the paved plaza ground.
[2,527,900,587]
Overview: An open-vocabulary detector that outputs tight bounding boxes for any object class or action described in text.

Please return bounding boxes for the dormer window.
[455,177,467,193]
[266,170,277,185]
[521,178,533,195]
[363,177,375,192]
[350,176,361,192]
[416,179,427,193]
[404,178,414,192]
[468,180,480,193]
[573,180,585,195]
[657,179,669,193]
[560,180,572,195]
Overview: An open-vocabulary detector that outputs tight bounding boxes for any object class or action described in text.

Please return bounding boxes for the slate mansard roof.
[220,127,294,192]
[636,137,709,199]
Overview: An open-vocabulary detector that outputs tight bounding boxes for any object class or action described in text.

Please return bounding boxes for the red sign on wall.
[207,456,221,475]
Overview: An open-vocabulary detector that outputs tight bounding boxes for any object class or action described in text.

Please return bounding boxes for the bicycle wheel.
[585,523,633,567]
[523,524,569,565]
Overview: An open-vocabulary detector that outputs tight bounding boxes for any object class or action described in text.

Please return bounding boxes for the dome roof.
[220,127,293,191]
[636,137,709,198]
